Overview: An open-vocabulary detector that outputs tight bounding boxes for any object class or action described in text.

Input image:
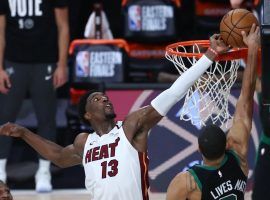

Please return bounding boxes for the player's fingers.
[212,34,220,40]
[215,34,221,39]
[0,78,5,89]
[218,35,224,41]
[0,84,8,94]
[217,39,226,48]
[0,123,9,134]
[5,122,12,128]
[0,126,9,136]
[217,36,224,44]
[60,77,67,87]
[241,31,247,39]
[210,34,217,41]
[55,80,63,89]
[250,23,256,33]
[255,26,260,35]
[5,76,11,88]
[56,79,65,88]
[53,74,59,88]
[57,75,66,88]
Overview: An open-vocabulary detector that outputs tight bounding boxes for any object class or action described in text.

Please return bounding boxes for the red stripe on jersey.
[138,152,149,200]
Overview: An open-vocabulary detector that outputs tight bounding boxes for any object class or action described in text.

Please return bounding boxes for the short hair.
[78,90,100,126]
[198,125,226,160]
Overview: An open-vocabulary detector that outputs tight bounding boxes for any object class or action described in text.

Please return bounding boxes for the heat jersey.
[188,151,247,200]
[82,122,149,200]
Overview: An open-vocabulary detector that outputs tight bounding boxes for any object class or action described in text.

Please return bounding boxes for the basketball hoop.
[166,40,248,127]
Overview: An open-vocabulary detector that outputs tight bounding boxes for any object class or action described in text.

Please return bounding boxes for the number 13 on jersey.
[101,159,119,179]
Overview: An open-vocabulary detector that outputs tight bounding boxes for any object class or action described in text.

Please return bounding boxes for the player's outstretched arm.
[0,123,85,168]
[166,171,199,200]
[123,35,229,152]
[227,24,260,174]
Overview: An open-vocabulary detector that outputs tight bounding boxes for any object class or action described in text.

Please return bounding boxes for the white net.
[166,42,241,127]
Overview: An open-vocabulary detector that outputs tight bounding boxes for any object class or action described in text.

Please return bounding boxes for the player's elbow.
[237,144,249,161]
[52,154,81,168]
[235,104,253,129]
[53,159,71,168]
[46,153,71,168]
[57,163,69,168]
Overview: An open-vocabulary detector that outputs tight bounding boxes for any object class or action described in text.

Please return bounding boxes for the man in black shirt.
[166,24,260,200]
[0,0,69,192]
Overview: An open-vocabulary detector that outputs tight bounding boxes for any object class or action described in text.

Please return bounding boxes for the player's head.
[78,90,116,126]
[0,181,13,200]
[198,125,226,160]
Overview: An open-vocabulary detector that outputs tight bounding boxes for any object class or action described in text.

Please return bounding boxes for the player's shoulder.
[74,132,89,148]
[171,171,191,187]
[168,171,199,199]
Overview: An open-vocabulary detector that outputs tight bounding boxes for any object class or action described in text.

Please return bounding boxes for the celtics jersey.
[188,151,247,200]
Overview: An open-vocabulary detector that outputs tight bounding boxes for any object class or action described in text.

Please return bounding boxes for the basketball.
[220,9,259,47]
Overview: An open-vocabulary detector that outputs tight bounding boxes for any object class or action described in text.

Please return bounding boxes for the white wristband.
[151,55,213,116]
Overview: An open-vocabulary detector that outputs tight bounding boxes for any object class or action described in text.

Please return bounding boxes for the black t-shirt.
[189,151,247,200]
[0,0,68,63]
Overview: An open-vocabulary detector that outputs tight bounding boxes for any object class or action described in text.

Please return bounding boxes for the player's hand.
[0,69,11,94]
[53,64,68,89]
[230,0,244,8]
[0,123,28,138]
[242,24,260,48]
[209,34,230,54]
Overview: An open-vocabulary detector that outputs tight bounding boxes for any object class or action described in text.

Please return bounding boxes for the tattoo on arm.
[187,173,197,193]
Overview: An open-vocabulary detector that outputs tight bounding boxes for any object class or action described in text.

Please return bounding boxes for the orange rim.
[69,39,129,54]
[166,40,250,61]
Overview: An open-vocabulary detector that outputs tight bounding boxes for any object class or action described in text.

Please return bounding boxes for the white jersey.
[82,122,149,200]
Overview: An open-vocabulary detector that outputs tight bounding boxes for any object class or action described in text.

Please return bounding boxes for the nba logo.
[75,51,90,77]
[128,5,141,31]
